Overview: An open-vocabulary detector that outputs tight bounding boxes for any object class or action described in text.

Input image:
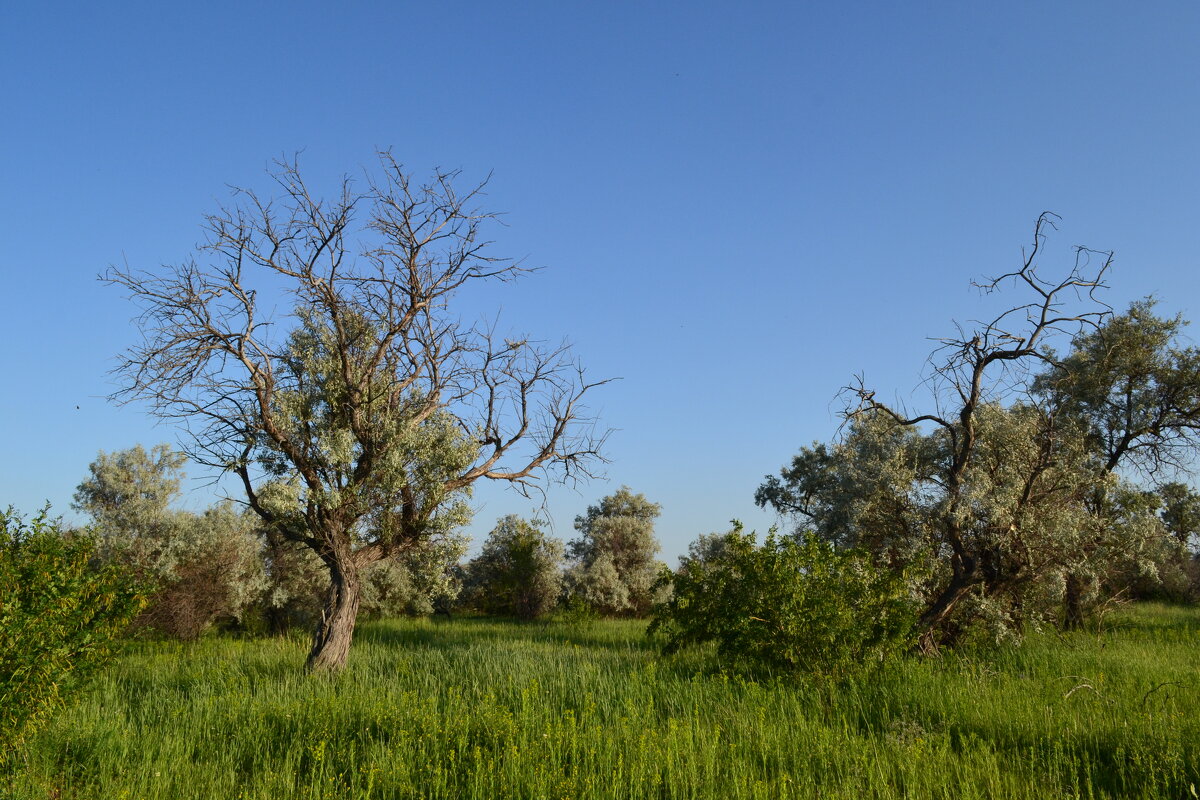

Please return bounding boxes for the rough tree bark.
[308,553,364,672]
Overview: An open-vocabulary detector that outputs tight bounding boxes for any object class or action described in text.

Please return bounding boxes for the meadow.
[8,604,1198,800]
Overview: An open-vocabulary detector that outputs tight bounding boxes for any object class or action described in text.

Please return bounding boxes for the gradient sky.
[3,2,1199,562]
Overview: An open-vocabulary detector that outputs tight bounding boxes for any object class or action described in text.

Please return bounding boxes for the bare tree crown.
[845,213,1114,444]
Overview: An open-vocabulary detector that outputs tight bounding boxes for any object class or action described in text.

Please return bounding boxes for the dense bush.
[650,525,918,679]
[361,533,470,618]
[72,444,186,578]
[136,504,267,639]
[0,509,144,764]
[258,529,328,632]
[73,446,267,639]
[1153,482,1200,601]
[566,488,663,616]
[462,516,564,620]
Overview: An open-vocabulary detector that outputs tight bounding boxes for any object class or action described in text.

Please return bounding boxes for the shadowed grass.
[7,605,1198,799]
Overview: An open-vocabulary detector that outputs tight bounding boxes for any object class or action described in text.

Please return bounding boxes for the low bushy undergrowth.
[650,526,919,679]
[0,509,144,764]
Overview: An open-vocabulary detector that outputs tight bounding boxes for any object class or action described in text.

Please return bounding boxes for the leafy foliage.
[256,308,480,551]
[73,446,267,639]
[360,533,470,618]
[1157,481,1200,551]
[136,503,267,639]
[258,515,470,630]
[0,509,144,764]
[462,515,564,619]
[650,525,918,679]
[1033,300,1200,622]
[566,488,663,616]
[1038,300,1200,475]
[755,412,933,562]
[71,443,187,576]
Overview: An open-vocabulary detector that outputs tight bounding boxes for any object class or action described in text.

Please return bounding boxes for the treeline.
[16,281,1200,683]
[68,448,668,638]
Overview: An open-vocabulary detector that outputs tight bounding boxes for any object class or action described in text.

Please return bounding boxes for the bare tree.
[106,153,609,671]
[843,213,1113,649]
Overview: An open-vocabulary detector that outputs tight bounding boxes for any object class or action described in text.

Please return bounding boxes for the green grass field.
[7,603,1199,799]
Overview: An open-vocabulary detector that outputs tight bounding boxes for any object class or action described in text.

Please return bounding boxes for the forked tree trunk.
[307,561,362,673]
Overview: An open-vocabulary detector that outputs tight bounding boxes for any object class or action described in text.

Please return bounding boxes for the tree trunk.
[916,573,976,654]
[307,561,362,673]
[1062,572,1086,631]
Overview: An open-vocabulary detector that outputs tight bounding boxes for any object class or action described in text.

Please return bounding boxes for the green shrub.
[360,532,470,618]
[650,525,918,679]
[0,508,145,764]
[462,516,564,620]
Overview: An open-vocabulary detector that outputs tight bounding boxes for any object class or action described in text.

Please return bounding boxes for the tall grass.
[8,604,1198,799]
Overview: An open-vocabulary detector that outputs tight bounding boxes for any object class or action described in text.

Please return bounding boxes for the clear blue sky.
[3,2,1199,562]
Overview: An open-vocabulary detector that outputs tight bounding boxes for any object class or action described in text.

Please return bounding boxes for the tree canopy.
[567,487,663,616]
[463,515,565,620]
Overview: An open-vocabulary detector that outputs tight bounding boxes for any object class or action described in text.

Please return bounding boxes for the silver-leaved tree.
[757,215,1200,649]
[107,154,608,671]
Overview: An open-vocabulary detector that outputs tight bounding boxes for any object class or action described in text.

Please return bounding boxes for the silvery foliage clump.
[259,537,473,624]
[565,487,664,617]
[682,530,741,569]
[256,479,471,624]
[759,405,1181,643]
[361,532,471,617]
[177,502,269,617]
[72,444,189,578]
[73,445,267,637]
[256,308,480,537]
